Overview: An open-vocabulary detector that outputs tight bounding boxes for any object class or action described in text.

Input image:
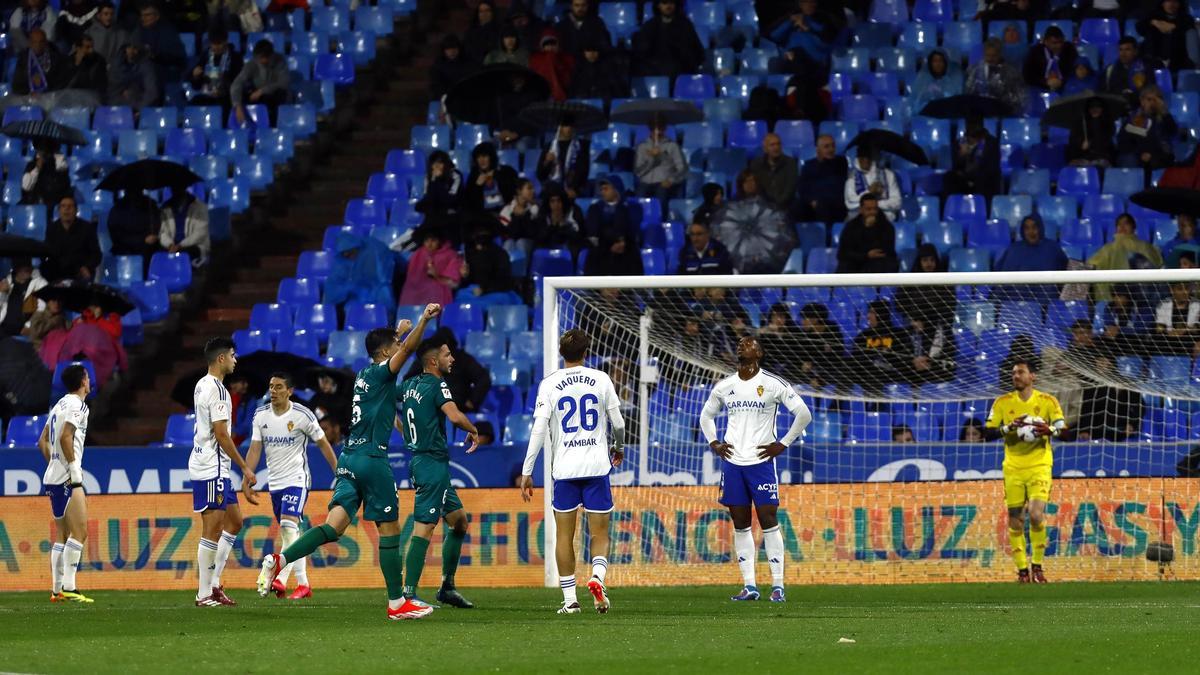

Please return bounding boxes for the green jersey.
[400,373,453,460]
[344,361,398,458]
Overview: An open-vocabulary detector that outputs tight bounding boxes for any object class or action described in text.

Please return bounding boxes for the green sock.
[378,535,404,601]
[282,523,337,563]
[403,536,430,597]
[442,529,465,589]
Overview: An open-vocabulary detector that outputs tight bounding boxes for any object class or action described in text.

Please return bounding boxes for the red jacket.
[530,51,575,102]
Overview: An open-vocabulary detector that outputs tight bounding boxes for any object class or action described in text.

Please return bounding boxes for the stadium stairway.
[91,1,467,445]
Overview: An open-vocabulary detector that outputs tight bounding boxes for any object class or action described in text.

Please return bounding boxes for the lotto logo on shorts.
[336,467,356,479]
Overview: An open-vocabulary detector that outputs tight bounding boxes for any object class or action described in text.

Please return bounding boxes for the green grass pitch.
[3,583,1199,673]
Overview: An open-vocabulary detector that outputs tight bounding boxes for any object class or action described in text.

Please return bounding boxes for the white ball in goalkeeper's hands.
[1016,416,1046,442]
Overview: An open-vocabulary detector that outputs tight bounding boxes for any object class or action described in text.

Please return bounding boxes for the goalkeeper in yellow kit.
[984,359,1065,583]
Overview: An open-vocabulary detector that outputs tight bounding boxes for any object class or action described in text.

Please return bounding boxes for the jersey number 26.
[558,394,599,433]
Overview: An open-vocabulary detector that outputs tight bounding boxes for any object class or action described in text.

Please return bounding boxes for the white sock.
[212,530,237,587]
[388,597,404,610]
[590,556,608,583]
[62,538,83,591]
[559,575,577,603]
[763,526,785,589]
[293,550,309,587]
[51,542,64,594]
[733,527,757,588]
[198,538,217,599]
[278,521,299,585]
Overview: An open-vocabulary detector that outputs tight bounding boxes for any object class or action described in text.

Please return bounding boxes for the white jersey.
[251,401,325,490]
[188,374,232,481]
[532,366,624,480]
[704,369,808,466]
[42,394,89,485]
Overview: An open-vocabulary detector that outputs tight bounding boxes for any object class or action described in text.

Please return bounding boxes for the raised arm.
[388,303,442,374]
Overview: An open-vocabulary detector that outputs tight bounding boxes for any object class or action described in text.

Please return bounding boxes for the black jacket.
[12,46,70,95]
[42,219,102,282]
[556,13,612,55]
[632,13,705,77]
[463,240,515,295]
[836,214,899,273]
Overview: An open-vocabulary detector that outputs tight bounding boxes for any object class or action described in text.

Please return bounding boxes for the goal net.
[541,270,1200,587]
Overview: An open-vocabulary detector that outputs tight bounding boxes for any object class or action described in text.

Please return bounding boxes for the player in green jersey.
[256,303,441,621]
[398,338,480,609]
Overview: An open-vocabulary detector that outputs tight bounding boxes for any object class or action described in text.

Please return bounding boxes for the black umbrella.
[444,64,551,126]
[2,119,88,146]
[610,99,705,126]
[234,351,324,396]
[847,129,929,165]
[96,159,203,193]
[302,365,354,392]
[88,284,136,315]
[0,233,50,258]
[518,101,608,135]
[1130,187,1200,216]
[170,366,207,409]
[36,281,135,315]
[919,94,1013,119]
[74,160,121,180]
[1041,91,1128,130]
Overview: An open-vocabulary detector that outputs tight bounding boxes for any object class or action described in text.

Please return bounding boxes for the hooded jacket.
[895,243,956,327]
[911,49,963,114]
[996,214,1069,272]
[632,4,704,77]
[464,142,519,213]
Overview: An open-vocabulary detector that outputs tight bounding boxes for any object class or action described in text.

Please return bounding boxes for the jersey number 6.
[558,394,599,433]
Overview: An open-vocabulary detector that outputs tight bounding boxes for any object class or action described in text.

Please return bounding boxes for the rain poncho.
[324,232,396,308]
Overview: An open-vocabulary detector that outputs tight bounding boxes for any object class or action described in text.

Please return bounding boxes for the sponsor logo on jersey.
[727,399,767,411]
[562,437,598,448]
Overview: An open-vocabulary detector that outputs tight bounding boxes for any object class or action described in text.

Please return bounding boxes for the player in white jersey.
[189,337,258,607]
[37,364,94,603]
[700,336,811,603]
[242,372,337,600]
[520,329,625,615]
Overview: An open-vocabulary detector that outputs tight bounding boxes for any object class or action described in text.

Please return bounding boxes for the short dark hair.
[253,39,274,57]
[204,337,236,364]
[61,364,88,393]
[559,329,589,362]
[1043,26,1064,40]
[364,328,395,359]
[1070,318,1092,332]
[1011,358,1037,373]
[419,340,443,365]
[208,26,228,45]
[97,0,115,9]
[269,371,293,388]
[1119,36,1138,48]
[860,192,880,204]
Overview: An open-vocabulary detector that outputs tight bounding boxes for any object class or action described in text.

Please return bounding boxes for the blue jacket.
[769,13,836,65]
[995,215,1068,272]
[678,239,733,275]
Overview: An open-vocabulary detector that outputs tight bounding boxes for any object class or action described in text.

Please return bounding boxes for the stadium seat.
[277,330,320,360]
[127,279,170,322]
[948,247,990,272]
[92,106,134,132]
[165,128,206,157]
[148,252,192,293]
[853,21,894,48]
[250,303,293,338]
[1150,355,1191,384]
[343,302,389,331]
[296,250,333,281]
[806,247,838,274]
[508,331,540,364]
[1082,194,1125,225]
[1009,169,1051,196]
[1102,168,1144,197]
[912,0,951,22]
[775,120,814,149]
[277,277,320,306]
[1169,92,1200,126]
[256,129,295,162]
[465,331,506,361]
[293,303,337,344]
[840,95,880,122]
[1060,218,1104,248]
[440,303,484,336]
[674,74,715,101]
[117,129,157,158]
[410,125,449,152]
[6,205,46,240]
[1046,300,1089,332]
[1079,18,1120,46]
[502,413,534,447]
[944,194,987,227]
[921,221,964,254]
[344,198,386,228]
[277,104,318,138]
[632,76,670,98]
[182,106,223,133]
[848,411,891,442]
[235,156,274,190]
[487,305,529,334]
[385,149,425,176]
[703,98,743,124]
[189,155,227,182]
[967,219,1012,248]
[640,248,667,275]
[990,195,1032,230]
[338,30,377,66]
[726,120,767,150]
[6,415,45,447]
[530,248,574,279]
[366,173,408,202]
[50,106,91,130]
[1056,167,1101,196]
[326,331,367,366]
[942,21,980,54]
[163,413,196,445]
[314,53,355,85]
[138,106,178,135]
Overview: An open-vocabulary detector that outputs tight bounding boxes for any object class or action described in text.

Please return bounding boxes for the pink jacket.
[400,243,463,306]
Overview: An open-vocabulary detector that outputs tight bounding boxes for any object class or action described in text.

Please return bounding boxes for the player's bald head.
[559,329,589,363]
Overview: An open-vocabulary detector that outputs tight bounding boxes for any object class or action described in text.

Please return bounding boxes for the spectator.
[21,140,70,207]
[556,0,611,57]
[633,114,687,211]
[905,308,957,385]
[463,142,519,216]
[42,195,101,283]
[771,0,838,78]
[996,214,1069,272]
[231,39,289,126]
[226,372,254,444]
[1116,84,1178,170]
[691,182,724,226]
[529,28,574,101]
[0,259,48,338]
[456,223,522,308]
[1065,57,1099,95]
[710,170,791,273]
[73,302,121,340]
[9,0,57,56]
[1155,280,1200,335]
[1102,37,1161,101]
[892,426,916,443]
[399,226,462,306]
[749,133,799,212]
[325,231,395,308]
[133,3,186,85]
[414,150,463,222]
[85,1,125,65]
[795,302,846,388]
[107,190,161,267]
[464,0,502,64]
[536,117,590,199]
[1088,213,1164,301]
[836,193,899,273]
[107,42,159,110]
[632,0,705,78]
[484,25,529,66]
[531,183,585,254]
[497,178,539,253]
[492,69,547,147]
[1102,283,1152,337]
[755,302,803,380]
[844,148,901,221]
[911,48,963,114]
[960,419,985,442]
[584,175,643,276]
[165,0,207,36]
[64,33,107,97]
[308,369,350,446]
[506,1,544,51]
[943,118,1002,198]
[852,300,911,389]
[189,26,241,116]
[677,219,734,275]
[1137,0,1196,71]
[158,190,209,265]
[895,243,956,328]
[1022,25,1076,92]
[1161,213,1199,260]
[57,0,98,50]
[12,28,69,95]
[966,38,1026,114]
[570,38,627,100]
[798,134,848,224]
[1076,355,1143,441]
[404,327,492,413]
[1065,96,1117,167]
[24,296,68,349]
[430,34,475,102]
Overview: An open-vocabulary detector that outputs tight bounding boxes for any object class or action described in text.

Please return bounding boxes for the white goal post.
[539,270,1200,588]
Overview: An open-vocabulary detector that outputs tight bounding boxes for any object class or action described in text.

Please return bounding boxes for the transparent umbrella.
[712,199,796,274]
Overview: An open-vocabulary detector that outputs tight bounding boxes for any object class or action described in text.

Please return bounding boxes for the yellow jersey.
[984,388,1065,470]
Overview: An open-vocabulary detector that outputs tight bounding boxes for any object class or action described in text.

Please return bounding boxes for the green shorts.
[410,454,463,524]
[328,453,399,523]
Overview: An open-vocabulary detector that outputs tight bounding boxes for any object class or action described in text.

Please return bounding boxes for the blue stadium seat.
[410,124,450,152]
[326,330,367,366]
[5,415,45,447]
[293,303,337,344]
[1009,168,1051,196]
[840,94,879,122]
[235,156,274,190]
[6,205,46,240]
[312,5,350,32]
[148,252,192,293]
[921,221,964,254]
[465,331,505,361]
[314,53,355,85]
[1150,355,1192,384]
[774,120,814,150]
[944,194,987,227]
[640,248,666,275]
[674,74,715,101]
[1180,69,1200,92]
[117,129,157,158]
[100,255,143,287]
[92,106,134,132]
[848,411,891,442]
[277,104,318,138]
[508,331,540,364]
[454,124,489,151]
[1102,168,1144,197]
[502,413,534,447]
[718,75,761,100]
[50,106,90,130]
[1169,92,1200,126]
[163,413,196,445]
[256,129,295,162]
[632,76,670,98]
[1046,299,1089,332]
[1059,218,1104,247]
[138,106,178,135]
[487,305,529,334]
[968,219,1012,248]
[990,195,1032,230]
[1079,17,1120,46]
[948,247,990,272]
[806,247,838,273]
[165,128,206,157]
[723,119,764,151]
[344,198,386,228]
[354,5,393,33]
[831,47,870,76]
[181,106,222,133]
[365,172,408,203]
[738,47,774,74]
[278,277,320,306]
[278,330,320,359]
[385,149,425,176]
[943,21,980,54]
[126,279,169,322]
[853,21,894,48]
[703,97,743,123]
[296,250,333,280]
[1082,193,1125,224]
[343,302,389,331]
[530,248,574,279]
[1056,167,1100,196]
[912,0,951,22]
[910,117,951,155]
[209,129,251,157]
[250,303,293,338]
[441,303,484,336]
[808,412,842,442]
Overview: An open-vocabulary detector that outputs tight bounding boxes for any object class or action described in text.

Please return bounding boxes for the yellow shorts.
[1003,465,1052,510]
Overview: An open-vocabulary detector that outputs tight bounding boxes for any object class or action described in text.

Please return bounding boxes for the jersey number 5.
[558,394,599,433]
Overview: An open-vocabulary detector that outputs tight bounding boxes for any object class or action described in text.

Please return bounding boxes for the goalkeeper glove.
[68,463,83,487]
